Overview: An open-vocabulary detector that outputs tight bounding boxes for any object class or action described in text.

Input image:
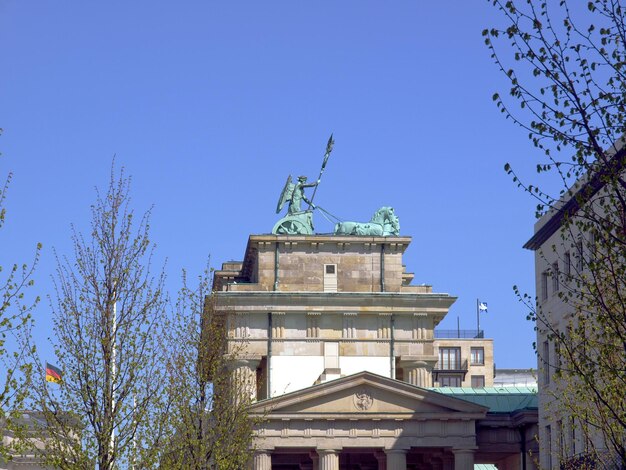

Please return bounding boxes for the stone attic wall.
[252,237,408,293]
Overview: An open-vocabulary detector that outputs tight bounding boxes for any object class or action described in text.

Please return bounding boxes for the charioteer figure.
[283,175,319,215]
[273,135,334,235]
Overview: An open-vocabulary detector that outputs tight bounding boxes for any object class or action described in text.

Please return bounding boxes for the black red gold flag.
[45,362,62,384]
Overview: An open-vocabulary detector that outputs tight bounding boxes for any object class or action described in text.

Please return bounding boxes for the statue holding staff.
[273,135,334,235]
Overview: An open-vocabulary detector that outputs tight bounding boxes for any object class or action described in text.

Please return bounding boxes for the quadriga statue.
[334,206,400,236]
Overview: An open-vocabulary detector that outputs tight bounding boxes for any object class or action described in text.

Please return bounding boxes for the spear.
[308,133,334,209]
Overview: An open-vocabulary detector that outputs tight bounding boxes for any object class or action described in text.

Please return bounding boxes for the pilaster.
[309,450,319,470]
[385,449,407,470]
[452,448,475,470]
[374,451,387,470]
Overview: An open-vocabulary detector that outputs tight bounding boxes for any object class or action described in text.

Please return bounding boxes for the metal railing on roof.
[434,329,484,339]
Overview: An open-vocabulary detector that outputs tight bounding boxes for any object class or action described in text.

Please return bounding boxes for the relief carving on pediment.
[353,388,374,411]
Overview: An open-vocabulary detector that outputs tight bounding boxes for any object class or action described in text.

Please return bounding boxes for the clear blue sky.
[1,1,546,368]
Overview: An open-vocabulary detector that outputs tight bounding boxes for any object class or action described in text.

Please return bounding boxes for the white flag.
[479,301,488,313]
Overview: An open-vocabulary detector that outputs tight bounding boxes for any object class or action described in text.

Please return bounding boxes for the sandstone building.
[213,234,538,469]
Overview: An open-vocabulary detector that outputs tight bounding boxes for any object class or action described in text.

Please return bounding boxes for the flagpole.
[476,298,480,338]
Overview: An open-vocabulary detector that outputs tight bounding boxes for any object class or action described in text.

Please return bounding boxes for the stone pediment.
[250,371,487,420]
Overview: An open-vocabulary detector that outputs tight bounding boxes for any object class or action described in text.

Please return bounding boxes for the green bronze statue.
[272,175,318,235]
[276,175,319,215]
[334,206,400,236]
[272,135,334,235]
[271,135,401,237]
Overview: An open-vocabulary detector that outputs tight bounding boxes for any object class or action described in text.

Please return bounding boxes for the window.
[557,420,564,460]
[471,375,485,388]
[470,347,484,365]
[570,416,577,454]
[439,375,461,387]
[323,264,337,292]
[555,337,563,372]
[589,231,597,255]
[439,347,461,370]
[541,271,549,301]
[576,239,584,271]
[552,262,560,293]
[543,340,550,385]
[546,425,552,469]
[564,251,571,278]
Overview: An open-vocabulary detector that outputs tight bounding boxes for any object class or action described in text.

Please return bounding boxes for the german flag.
[45,362,62,384]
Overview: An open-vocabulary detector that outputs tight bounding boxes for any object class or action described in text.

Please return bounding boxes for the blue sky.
[1,1,547,368]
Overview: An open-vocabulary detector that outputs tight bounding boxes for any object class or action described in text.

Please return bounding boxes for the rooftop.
[430,386,538,414]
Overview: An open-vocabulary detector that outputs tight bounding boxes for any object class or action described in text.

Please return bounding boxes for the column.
[452,449,475,470]
[399,359,432,387]
[385,449,407,470]
[230,358,260,401]
[309,450,319,470]
[318,449,339,470]
[252,450,272,470]
[441,454,455,470]
[374,451,387,470]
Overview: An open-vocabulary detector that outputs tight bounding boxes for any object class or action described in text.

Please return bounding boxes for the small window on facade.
[557,420,564,459]
[546,425,552,469]
[470,347,484,365]
[439,347,461,370]
[471,375,485,388]
[555,339,562,371]
[552,262,560,293]
[589,231,597,254]
[576,239,584,271]
[564,252,571,278]
[570,416,577,454]
[439,375,462,387]
[543,340,550,385]
[323,264,337,293]
[541,271,549,301]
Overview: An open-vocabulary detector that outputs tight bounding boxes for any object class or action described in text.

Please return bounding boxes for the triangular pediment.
[250,371,487,419]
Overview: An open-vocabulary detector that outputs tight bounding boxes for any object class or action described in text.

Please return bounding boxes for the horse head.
[377,207,399,236]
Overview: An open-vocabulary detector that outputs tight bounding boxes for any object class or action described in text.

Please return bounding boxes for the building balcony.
[432,359,469,384]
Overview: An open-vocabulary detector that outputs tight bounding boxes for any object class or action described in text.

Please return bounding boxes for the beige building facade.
[432,338,494,389]
[524,184,618,468]
[214,233,538,469]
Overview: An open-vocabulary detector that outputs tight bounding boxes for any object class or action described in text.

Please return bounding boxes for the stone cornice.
[216,291,457,314]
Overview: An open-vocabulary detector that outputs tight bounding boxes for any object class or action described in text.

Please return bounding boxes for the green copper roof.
[429,387,538,413]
